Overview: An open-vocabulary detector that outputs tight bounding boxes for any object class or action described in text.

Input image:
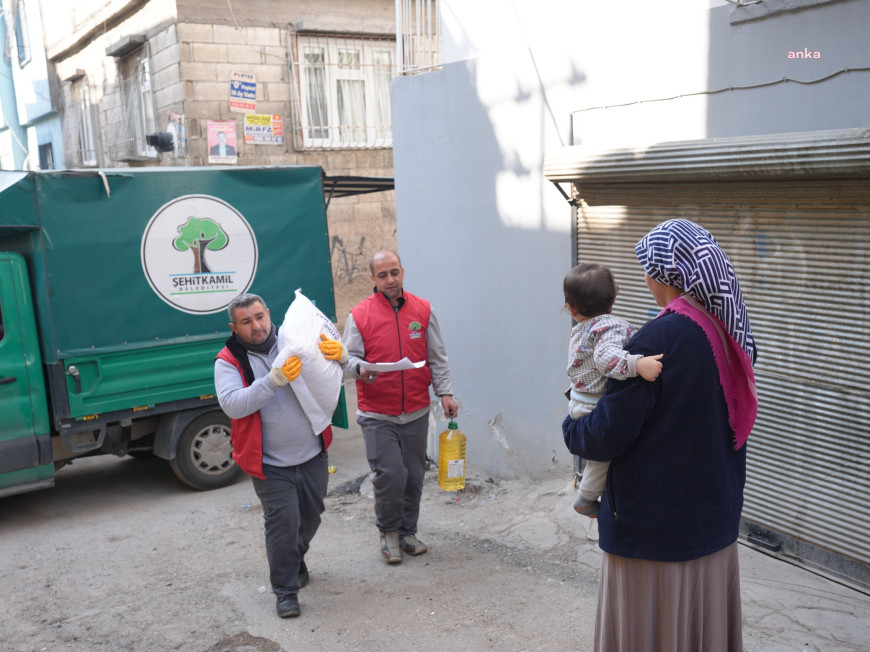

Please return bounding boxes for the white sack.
[272,288,342,433]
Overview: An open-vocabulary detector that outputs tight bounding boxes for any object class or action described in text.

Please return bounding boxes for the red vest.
[351,291,433,415]
[216,346,332,480]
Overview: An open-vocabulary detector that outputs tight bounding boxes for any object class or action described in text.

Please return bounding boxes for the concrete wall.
[390,0,869,479]
[38,0,398,327]
[176,0,395,33]
[705,0,870,137]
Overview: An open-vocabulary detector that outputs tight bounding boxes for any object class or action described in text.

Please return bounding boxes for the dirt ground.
[3,380,870,652]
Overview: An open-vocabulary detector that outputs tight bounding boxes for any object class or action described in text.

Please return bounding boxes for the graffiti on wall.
[330,235,369,287]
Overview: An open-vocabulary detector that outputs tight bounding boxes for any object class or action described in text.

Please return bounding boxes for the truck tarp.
[0,166,335,364]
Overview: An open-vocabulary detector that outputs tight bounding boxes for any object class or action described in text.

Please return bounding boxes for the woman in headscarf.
[562,219,757,652]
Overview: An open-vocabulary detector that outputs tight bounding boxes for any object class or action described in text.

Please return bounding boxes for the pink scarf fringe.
[663,296,757,450]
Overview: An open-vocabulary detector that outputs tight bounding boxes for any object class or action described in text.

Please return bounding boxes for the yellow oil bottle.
[438,420,466,491]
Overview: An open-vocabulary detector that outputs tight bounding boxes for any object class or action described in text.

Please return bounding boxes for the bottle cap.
[448,420,458,429]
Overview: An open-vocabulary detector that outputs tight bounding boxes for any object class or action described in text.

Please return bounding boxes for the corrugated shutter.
[572,179,870,587]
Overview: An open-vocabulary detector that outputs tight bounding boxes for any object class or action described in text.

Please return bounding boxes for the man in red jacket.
[215,293,345,618]
[342,251,459,563]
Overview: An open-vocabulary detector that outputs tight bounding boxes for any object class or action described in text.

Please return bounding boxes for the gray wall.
[392,61,574,480]
[706,0,870,137]
[390,0,869,479]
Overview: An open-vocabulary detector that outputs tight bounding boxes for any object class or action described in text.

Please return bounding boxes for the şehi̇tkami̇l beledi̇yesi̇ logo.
[141,194,258,315]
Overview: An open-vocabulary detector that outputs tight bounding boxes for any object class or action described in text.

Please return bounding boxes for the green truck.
[0,165,346,498]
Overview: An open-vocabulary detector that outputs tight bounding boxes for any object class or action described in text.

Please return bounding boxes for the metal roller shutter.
[569,178,870,589]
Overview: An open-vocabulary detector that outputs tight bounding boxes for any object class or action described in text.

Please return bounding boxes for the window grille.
[104,49,158,161]
[63,80,98,167]
[288,33,395,150]
[395,0,442,75]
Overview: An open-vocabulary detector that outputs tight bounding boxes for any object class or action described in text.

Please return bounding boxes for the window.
[125,54,157,158]
[105,48,158,161]
[290,34,395,150]
[15,0,31,67]
[77,83,98,166]
[37,142,53,170]
[396,0,442,75]
[66,79,98,167]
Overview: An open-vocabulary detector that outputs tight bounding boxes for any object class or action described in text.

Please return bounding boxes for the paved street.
[2,381,869,651]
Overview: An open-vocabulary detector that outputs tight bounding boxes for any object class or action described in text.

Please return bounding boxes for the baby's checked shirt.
[567,313,642,395]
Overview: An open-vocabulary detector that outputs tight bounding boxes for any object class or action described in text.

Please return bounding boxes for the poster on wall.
[207,120,238,165]
[244,114,285,145]
[229,71,256,113]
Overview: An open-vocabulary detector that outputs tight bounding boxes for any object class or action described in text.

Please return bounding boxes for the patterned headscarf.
[635,219,756,364]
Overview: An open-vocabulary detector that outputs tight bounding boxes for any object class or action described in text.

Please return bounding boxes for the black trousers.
[250,452,329,598]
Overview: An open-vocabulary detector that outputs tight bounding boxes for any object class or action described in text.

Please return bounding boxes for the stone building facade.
[39,0,399,327]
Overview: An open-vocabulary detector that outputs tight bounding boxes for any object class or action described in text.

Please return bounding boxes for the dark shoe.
[276,593,300,618]
[299,561,310,588]
[400,534,428,556]
[573,494,600,519]
[380,531,403,564]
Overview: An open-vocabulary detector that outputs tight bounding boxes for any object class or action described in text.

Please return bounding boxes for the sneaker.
[573,495,600,519]
[380,531,403,564]
[298,561,310,588]
[400,534,428,556]
[276,593,300,618]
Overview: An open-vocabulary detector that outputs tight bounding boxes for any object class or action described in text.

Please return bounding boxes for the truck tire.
[170,412,241,490]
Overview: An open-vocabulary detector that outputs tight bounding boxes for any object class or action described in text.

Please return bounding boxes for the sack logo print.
[408,320,423,339]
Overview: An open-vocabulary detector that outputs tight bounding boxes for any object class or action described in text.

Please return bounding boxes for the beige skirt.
[595,542,743,652]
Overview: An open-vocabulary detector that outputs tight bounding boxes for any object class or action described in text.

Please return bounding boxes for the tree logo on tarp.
[174,217,228,273]
[141,195,258,314]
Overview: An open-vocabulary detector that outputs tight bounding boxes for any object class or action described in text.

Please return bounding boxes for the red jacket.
[351,291,433,415]
[216,343,332,479]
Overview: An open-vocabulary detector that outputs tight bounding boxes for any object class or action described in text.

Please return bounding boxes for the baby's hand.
[638,353,664,382]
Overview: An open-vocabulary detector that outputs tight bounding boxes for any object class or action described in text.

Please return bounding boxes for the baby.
[564,263,663,517]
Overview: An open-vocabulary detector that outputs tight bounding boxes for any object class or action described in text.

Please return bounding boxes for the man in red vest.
[341,251,459,563]
[215,293,345,618]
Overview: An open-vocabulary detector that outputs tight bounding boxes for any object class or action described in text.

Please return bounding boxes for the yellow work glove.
[318,333,347,364]
[269,356,302,386]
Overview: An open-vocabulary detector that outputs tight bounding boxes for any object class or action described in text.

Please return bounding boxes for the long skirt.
[595,542,743,652]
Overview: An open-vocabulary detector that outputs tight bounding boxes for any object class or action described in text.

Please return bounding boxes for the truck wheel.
[170,412,241,490]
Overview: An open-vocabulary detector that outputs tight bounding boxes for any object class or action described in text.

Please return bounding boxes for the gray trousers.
[358,414,428,536]
[250,451,329,599]
[571,398,611,501]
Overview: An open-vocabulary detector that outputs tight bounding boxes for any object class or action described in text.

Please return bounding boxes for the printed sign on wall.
[230,71,256,113]
[207,120,238,164]
[244,114,285,145]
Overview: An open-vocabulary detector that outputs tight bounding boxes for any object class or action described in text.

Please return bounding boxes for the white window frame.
[15,0,32,67]
[76,82,98,166]
[105,48,158,161]
[125,54,157,158]
[291,34,395,150]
